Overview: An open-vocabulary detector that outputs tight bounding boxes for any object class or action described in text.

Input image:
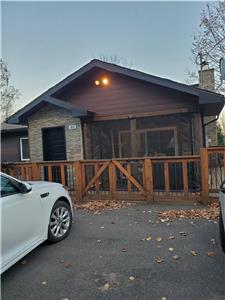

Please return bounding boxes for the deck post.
[200,148,210,204]
[32,163,40,180]
[74,161,83,202]
[144,158,153,202]
[109,161,116,200]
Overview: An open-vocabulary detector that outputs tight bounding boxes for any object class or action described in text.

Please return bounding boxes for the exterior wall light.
[95,80,100,86]
[102,78,109,85]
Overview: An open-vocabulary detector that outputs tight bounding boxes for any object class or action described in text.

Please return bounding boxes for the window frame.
[20,137,30,161]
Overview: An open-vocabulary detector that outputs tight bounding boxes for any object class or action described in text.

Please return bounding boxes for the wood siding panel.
[1,132,28,162]
[57,70,198,117]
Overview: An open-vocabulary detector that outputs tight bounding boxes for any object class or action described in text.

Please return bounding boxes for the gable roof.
[7,59,224,125]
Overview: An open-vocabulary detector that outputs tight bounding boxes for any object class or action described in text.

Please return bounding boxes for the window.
[118,127,178,157]
[0,176,21,197]
[20,138,29,161]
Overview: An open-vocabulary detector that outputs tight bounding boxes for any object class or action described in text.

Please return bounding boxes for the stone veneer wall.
[28,104,83,162]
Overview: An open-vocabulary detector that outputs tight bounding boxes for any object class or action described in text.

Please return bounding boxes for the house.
[1,123,29,162]
[7,59,224,163]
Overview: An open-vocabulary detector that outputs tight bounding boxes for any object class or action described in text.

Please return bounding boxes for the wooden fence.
[1,147,225,204]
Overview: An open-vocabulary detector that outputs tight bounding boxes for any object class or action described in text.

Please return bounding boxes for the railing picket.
[47,165,53,182]
[182,161,188,194]
[164,162,170,193]
[60,164,66,186]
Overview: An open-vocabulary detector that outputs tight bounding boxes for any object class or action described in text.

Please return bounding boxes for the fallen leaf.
[146,236,152,241]
[168,247,174,251]
[211,238,216,245]
[100,226,104,229]
[97,240,102,243]
[129,276,135,281]
[156,237,162,242]
[191,250,197,256]
[103,283,110,290]
[207,251,215,258]
[155,256,164,263]
[64,263,72,268]
[172,255,180,260]
[169,235,175,240]
[121,248,127,252]
[21,260,27,265]
[41,281,47,285]
[161,297,167,300]
[160,218,169,223]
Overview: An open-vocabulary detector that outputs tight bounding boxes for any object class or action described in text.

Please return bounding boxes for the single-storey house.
[1,123,29,162]
[7,60,224,162]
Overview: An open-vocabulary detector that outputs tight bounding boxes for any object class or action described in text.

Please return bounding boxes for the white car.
[0,172,73,273]
[219,181,225,253]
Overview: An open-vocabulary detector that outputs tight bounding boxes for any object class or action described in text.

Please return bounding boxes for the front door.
[42,127,66,161]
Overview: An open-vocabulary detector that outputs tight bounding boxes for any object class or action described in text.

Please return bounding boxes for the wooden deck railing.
[1,147,225,204]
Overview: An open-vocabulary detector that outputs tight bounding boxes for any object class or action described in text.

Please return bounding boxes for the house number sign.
[68,124,77,130]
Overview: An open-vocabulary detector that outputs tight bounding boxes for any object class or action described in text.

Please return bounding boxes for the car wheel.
[219,213,225,253]
[48,200,72,243]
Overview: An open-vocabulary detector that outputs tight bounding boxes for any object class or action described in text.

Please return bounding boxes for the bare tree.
[0,59,20,122]
[191,1,225,92]
[191,2,225,133]
[98,54,133,68]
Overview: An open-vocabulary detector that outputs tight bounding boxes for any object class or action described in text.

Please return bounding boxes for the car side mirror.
[20,183,32,194]
[220,181,225,194]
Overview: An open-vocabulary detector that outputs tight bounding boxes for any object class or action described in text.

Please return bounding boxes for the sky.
[2,1,207,110]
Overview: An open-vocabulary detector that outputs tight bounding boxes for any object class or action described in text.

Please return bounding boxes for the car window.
[0,176,21,197]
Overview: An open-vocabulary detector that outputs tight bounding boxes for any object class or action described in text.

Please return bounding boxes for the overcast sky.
[2,1,206,110]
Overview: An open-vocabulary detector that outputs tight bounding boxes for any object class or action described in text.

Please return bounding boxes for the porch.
[2,147,225,204]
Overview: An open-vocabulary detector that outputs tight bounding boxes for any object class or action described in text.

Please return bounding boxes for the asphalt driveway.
[1,204,225,300]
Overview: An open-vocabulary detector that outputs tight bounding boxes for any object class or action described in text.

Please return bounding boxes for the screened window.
[119,127,177,158]
[20,138,29,161]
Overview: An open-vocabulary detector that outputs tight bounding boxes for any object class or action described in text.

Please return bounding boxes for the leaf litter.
[75,200,134,214]
[159,203,219,221]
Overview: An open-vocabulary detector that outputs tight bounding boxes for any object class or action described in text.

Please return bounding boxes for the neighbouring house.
[1,123,29,162]
[6,60,224,163]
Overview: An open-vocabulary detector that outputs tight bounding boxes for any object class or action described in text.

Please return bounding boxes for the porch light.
[102,78,109,85]
[95,80,100,86]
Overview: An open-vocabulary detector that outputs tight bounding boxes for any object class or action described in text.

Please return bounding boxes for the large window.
[20,138,30,161]
[119,127,178,157]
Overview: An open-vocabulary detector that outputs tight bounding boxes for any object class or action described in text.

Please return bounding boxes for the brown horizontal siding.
[57,69,198,116]
[1,132,25,162]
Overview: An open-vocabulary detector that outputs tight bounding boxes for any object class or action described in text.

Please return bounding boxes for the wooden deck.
[2,147,225,204]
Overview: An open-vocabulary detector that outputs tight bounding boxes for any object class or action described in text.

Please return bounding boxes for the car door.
[0,175,43,268]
